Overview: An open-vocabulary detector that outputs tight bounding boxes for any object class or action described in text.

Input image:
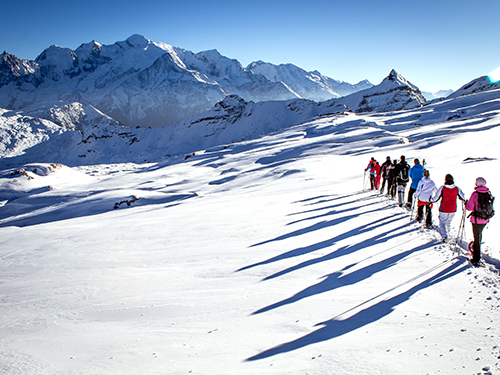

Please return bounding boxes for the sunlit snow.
[1,86,500,374]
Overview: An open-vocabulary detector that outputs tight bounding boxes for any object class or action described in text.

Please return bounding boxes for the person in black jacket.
[379,156,392,194]
[386,159,398,199]
[394,155,411,207]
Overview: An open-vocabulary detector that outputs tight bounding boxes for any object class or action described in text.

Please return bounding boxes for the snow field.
[1,96,500,374]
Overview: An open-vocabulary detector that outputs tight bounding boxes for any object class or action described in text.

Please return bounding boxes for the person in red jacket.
[373,162,381,190]
[364,157,377,190]
[465,177,491,266]
[431,174,466,242]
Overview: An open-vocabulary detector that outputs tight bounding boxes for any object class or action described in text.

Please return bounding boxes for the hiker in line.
[407,158,425,209]
[379,156,392,194]
[394,155,411,207]
[431,174,466,242]
[386,160,398,199]
[374,162,381,190]
[465,177,493,266]
[364,157,377,190]
[414,170,437,229]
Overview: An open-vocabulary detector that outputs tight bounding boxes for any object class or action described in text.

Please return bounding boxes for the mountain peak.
[385,69,409,84]
[125,34,150,48]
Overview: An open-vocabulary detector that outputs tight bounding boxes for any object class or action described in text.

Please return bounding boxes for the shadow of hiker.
[248,204,392,250]
[253,241,435,315]
[237,208,405,273]
[246,259,468,361]
[261,222,423,281]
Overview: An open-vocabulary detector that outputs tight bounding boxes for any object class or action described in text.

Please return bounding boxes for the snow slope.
[1,85,500,374]
[0,69,426,166]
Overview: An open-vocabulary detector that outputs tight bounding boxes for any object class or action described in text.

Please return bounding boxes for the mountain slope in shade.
[447,76,500,99]
[335,69,426,113]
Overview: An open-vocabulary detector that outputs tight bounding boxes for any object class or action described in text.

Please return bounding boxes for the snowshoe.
[468,241,474,257]
[468,258,485,268]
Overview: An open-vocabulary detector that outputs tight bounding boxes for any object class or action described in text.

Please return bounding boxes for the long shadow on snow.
[237,206,403,273]
[248,193,382,249]
[263,218,420,281]
[253,240,435,315]
[246,259,468,361]
[287,195,385,226]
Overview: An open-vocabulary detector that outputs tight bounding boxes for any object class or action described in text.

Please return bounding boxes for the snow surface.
[1,87,500,374]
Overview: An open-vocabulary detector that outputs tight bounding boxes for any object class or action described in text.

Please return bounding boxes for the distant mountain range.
[0,65,428,165]
[0,34,375,128]
[2,34,499,167]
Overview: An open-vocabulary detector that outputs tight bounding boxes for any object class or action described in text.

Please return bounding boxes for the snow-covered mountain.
[335,69,426,113]
[0,35,373,128]
[447,75,500,99]
[421,89,453,101]
[0,68,428,165]
[247,61,372,101]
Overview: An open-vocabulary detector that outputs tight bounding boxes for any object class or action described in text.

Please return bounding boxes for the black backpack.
[399,162,410,182]
[470,191,495,220]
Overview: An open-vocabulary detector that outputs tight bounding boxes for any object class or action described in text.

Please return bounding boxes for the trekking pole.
[363,171,366,190]
[455,201,466,254]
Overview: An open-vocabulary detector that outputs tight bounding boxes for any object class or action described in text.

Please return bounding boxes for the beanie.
[475,177,486,187]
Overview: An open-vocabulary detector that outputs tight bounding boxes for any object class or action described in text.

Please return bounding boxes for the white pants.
[397,184,406,205]
[438,212,455,240]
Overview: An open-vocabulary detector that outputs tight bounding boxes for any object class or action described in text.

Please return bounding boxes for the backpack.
[399,162,410,182]
[471,191,495,220]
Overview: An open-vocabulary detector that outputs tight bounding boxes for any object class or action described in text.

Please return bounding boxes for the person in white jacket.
[414,170,437,229]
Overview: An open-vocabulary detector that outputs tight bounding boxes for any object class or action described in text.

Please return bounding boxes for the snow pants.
[438,211,455,240]
[397,184,406,206]
[369,173,376,189]
[407,187,416,208]
[417,203,432,227]
[471,223,486,263]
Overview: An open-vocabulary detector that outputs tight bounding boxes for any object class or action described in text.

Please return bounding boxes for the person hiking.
[431,174,466,242]
[414,170,437,229]
[394,155,411,207]
[386,160,398,198]
[374,162,381,190]
[407,158,425,209]
[364,157,377,190]
[465,177,493,266]
[379,156,392,194]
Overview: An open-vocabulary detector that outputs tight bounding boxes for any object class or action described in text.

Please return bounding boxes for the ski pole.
[455,201,466,253]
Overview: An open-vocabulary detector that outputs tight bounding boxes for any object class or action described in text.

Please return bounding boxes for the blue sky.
[2,0,499,92]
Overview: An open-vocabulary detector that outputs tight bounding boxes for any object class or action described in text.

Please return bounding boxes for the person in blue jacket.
[407,158,425,209]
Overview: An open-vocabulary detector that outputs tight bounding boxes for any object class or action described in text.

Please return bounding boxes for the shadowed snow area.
[1,89,500,374]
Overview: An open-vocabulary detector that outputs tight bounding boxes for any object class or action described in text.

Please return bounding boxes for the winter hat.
[445,174,454,185]
[475,177,487,187]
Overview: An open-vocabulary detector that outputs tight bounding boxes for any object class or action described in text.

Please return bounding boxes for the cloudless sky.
[2,0,499,92]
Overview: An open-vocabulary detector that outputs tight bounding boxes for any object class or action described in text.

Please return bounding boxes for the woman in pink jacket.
[465,177,491,266]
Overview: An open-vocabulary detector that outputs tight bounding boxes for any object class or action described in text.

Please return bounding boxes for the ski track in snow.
[1,92,500,374]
